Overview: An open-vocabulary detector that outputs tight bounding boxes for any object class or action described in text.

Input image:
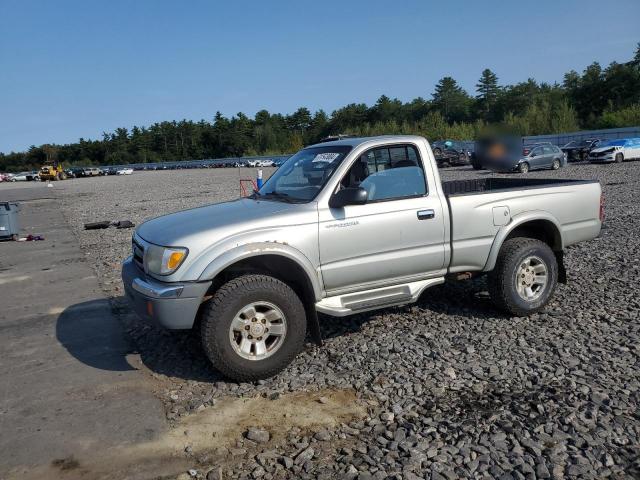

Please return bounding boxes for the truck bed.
[442,178,597,197]
[443,177,602,274]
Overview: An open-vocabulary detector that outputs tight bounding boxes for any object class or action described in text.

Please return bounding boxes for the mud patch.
[142,388,367,452]
[8,388,367,480]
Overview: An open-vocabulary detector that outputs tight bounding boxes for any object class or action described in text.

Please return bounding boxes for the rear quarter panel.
[448,181,602,273]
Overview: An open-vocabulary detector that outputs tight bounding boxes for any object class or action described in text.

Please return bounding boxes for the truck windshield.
[256,146,352,202]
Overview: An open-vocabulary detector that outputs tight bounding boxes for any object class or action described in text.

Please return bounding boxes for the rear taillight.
[599,192,605,222]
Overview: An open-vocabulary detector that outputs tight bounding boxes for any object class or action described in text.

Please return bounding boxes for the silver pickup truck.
[122,135,603,381]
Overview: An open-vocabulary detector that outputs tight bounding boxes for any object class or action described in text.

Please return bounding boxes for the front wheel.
[518,162,530,174]
[615,153,623,163]
[200,274,307,381]
[551,159,560,170]
[488,238,558,316]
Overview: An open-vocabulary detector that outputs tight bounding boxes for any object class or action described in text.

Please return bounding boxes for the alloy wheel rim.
[229,302,287,361]
[515,256,548,301]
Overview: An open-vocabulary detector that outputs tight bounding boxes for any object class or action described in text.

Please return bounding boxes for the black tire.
[200,274,307,382]
[487,237,558,316]
[551,158,560,170]
[615,153,623,163]
[518,162,530,174]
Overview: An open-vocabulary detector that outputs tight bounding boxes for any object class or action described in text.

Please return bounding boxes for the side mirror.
[329,187,368,208]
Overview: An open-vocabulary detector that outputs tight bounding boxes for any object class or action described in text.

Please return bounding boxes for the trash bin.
[0,202,20,240]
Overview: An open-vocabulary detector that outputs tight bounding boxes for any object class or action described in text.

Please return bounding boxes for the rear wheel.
[615,153,623,163]
[518,162,530,174]
[488,238,558,316]
[551,159,560,170]
[200,274,307,381]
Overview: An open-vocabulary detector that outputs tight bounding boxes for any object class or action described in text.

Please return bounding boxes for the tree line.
[2,44,639,172]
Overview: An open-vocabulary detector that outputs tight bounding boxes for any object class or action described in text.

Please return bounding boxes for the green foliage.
[598,104,640,128]
[2,44,640,172]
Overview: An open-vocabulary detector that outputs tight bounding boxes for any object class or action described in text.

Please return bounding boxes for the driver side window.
[341,144,427,202]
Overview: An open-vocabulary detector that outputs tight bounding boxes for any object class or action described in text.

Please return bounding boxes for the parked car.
[0,173,9,182]
[117,168,134,175]
[83,167,102,177]
[122,135,603,381]
[10,171,37,181]
[588,138,640,163]
[561,139,602,162]
[508,143,566,173]
[431,140,470,167]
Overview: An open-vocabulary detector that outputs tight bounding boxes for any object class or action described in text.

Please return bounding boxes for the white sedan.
[589,138,640,163]
[117,168,134,175]
[10,172,36,181]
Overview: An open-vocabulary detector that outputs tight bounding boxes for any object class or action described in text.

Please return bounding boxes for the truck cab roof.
[309,135,427,149]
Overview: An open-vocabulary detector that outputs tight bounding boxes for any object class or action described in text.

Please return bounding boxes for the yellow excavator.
[39,161,67,181]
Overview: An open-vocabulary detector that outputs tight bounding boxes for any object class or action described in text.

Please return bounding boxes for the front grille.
[132,236,145,270]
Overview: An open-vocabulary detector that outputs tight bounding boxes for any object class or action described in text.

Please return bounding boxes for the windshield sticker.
[313,153,340,163]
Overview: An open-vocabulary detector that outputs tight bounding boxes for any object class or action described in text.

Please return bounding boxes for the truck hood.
[136,198,303,247]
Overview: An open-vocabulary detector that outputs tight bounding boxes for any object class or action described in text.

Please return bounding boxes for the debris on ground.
[84,220,135,230]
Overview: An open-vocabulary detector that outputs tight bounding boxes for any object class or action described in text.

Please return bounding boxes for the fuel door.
[492,206,511,226]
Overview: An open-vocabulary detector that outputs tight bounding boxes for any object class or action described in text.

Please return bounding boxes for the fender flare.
[198,242,323,301]
[483,211,564,272]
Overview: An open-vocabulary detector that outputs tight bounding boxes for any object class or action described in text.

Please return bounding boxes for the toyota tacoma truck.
[122,135,603,381]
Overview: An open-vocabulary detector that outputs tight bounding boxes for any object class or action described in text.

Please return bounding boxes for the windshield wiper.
[259,191,296,203]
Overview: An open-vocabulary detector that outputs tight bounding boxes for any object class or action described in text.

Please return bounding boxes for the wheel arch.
[199,244,324,344]
[484,212,566,282]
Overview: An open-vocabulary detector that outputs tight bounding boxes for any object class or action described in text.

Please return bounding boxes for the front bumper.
[589,153,615,163]
[121,256,211,329]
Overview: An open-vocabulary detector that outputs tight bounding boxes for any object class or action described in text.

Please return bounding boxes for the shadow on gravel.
[58,279,504,382]
[111,295,225,383]
[318,278,507,340]
[56,299,136,372]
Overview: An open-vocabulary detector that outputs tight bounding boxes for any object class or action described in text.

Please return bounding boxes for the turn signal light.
[167,251,185,270]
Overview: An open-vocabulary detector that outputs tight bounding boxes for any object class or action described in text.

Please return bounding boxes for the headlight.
[145,245,188,275]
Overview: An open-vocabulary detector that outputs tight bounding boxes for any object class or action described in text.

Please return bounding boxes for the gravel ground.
[55,162,639,479]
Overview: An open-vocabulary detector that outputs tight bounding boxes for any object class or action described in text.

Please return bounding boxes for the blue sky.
[1,0,638,153]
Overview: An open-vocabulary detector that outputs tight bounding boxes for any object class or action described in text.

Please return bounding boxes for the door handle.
[417,209,435,220]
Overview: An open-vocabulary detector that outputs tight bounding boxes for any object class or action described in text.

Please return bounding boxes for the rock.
[246,427,270,443]
[279,456,294,469]
[314,430,331,441]
[206,467,223,480]
[444,367,457,379]
[536,461,550,479]
[251,466,265,478]
[380,412,394,422]
[295,447,314,465]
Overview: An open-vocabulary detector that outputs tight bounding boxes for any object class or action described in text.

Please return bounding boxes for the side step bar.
[315,277,445,317]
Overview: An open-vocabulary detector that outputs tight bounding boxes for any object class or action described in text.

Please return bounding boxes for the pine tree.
[475,69,500,120]
[432,77,471,123]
